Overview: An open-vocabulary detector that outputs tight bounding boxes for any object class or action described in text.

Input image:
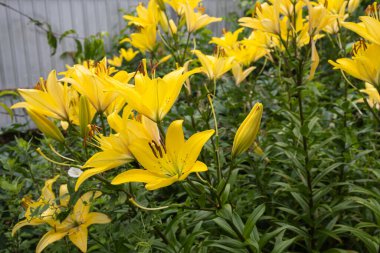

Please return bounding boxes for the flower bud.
[169,19,177,34]
[27,109,64,142]
[159,11,169,33]
[79,95,92,138]
[232,103,263,158]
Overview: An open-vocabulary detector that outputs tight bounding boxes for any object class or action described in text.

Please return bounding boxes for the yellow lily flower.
[357,82,380,109]
[232,62,256,86]
[306,2,337,36]
[347,0,361,13]
[112,120,214,190]
[239,2,281,35]
[108,55,123,67]
[108,61,200,122]
[193,50,234,80]
[343,16,380,46]
[12,70,75,124]
[329,42,380,86]
[26,109,65,142]
[320,0,348,34]
[123,0,160,28]
[35,191,110,253]
[123,25,157,53]
[183,2,222,33]
[232,103,263,158]
[210,28,244,50]
[268,0,304,17]
[164,0,201,15]
[61,60,130,115]
[12,176,62,236]
[75,109,160,191]
[120,48,139,62]
[210,29,269,66]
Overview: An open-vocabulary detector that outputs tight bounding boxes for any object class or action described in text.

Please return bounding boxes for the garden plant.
[2,0,380,252]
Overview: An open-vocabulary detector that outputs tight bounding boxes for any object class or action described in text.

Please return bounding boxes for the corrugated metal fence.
[0,0,241,128]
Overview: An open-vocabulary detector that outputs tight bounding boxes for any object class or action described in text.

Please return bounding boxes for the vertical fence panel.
[0,0,240,129]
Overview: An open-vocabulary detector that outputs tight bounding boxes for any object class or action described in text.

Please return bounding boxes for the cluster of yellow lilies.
[12,0,380,251]
[12,176,110,253]
[330,3,380,108]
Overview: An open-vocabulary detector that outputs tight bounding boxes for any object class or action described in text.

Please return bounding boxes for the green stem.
[207,94,221,183]
[157,121,166,142]
[296,57,315,252]
[99,112,106,136]
[181,32,192,65]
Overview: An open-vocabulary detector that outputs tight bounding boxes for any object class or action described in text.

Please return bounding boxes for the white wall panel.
[0,0,241,128]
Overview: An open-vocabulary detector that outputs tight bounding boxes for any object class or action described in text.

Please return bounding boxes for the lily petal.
[84,212,111,226]
[111,169,162,185]
[68,225,88,253]
[36,230,67,253]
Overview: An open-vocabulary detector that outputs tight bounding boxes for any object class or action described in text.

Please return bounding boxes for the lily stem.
[207,94,221,183]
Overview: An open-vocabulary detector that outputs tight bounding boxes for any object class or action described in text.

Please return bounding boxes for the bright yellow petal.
[181,129,214,169]
[111,169,162,185]
[68,226,88,253]
[84,212,111,226]
[166,120,185,156]
[41,175,59,202]
[145,175,178,190]
[59,184,70,207]
[129,139,162,173]
[73,191,102,220]
[26,109,64,142]
[179,161,208,180]
[36,230,67,253]
[12,219,45,236]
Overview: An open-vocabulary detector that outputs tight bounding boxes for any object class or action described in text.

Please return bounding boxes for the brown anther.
[197,5,205,14]
[159,139,167,153]
[34,78,46,91]
[351,39,367,56]
[21,196,33,210]
[137,61,146,75]
[152,140,164,158]
[83,124,101,147]
[148,142,159,158]
[255,2,262,14]
[365,2,380,19]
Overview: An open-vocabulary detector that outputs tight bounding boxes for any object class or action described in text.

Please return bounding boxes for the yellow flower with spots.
[112,120,214,190]
[183,2,222,33]
[123,0,160,28]
[75,108,160,191]
[13,177,110,253]
[12,70,79,127]
[35,191,110,253]
[108,60,200,122]
[329,42,380,87]
[343,16,380,46]
[193,50,234,80]
[12,176,63,235]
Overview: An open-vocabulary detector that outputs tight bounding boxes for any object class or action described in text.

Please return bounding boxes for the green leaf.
[46,24,57,56]
[271,237,297,253]
[243,204,265,238]
[213,217,238,238]
[59,29,77,42]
